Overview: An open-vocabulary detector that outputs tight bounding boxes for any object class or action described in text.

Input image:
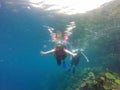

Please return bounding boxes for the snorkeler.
[40,41,76,66]
[69,49,89,73]
[40,31,76,66]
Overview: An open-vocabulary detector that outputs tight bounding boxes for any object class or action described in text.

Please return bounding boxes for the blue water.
[0,5,69,90]
[2,1,119,90]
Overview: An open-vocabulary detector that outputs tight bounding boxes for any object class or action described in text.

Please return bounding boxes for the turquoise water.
[0,2,75,90]
[0,5,55,90]
[0,0,120,90]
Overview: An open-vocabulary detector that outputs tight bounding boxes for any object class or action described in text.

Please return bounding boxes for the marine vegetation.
[80,68,120,90]
[56,68,120,90]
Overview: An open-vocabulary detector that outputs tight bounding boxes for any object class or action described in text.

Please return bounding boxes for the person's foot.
[62,61,66,68]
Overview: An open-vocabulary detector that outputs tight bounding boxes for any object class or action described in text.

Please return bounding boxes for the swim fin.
[62,61,66,68]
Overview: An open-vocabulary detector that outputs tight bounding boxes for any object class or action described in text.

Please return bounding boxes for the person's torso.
[54,46,66,56]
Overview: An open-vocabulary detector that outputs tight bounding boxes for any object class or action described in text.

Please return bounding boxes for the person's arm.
[64,49,77,56]
[40,49,55,55]
[81,52,89,62]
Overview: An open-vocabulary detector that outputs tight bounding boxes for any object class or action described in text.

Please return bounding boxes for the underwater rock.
[100,76,106,81]
[80,82,86,88]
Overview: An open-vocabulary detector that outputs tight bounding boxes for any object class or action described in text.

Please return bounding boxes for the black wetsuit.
[71,52,82,66]
[70,51,82,73]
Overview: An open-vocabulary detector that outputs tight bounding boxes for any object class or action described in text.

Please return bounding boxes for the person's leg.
[72,65,76,73]
[68,64,72,72]
[56,59,61,66]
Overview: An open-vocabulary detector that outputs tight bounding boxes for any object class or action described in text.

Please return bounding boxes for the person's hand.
[73,53,77,57]
[40,51,46,55]
[87,60,89,62]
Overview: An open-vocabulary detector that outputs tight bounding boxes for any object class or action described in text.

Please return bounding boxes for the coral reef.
[79,68,120,90]
[57,67,120,90]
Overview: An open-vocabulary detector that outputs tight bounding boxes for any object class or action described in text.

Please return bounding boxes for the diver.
[40,41,76,66]
[69,49,89,73]
[40,31,76,67]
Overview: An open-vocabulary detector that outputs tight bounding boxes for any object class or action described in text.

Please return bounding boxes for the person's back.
[69,50,89,73]
[71,51,81,66]
[70,51,81,73]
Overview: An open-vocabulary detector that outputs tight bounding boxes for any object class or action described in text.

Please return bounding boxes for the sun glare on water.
[29,0,113,15]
